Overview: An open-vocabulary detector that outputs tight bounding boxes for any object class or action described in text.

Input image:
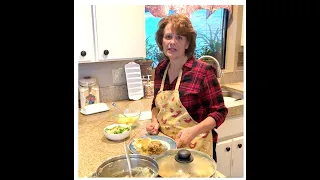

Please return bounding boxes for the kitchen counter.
[77,82,244,178]
[222,82,244,117]
[222,82,244,93]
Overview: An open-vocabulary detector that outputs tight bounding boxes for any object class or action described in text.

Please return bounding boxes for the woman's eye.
[177,36,183,40]
[164,35,172,39]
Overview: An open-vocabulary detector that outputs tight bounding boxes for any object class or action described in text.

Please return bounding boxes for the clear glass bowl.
[117,102,142,127]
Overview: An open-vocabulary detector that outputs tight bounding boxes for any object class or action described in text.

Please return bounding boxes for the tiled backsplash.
[97,70,243,102]
[78,61,243,103]
[99,84,129,102]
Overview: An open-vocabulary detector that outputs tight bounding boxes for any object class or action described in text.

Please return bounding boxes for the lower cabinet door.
[231,136,244,177]
[216,139,232,177]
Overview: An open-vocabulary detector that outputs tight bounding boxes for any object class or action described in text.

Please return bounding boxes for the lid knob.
[175,149,194,163]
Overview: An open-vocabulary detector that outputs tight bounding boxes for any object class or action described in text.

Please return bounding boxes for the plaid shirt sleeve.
[201,65,228,128]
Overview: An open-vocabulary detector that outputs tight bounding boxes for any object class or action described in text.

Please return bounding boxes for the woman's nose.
[169,38,177,45]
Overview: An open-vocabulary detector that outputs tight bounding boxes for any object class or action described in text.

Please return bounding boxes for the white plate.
[129,135,177,158]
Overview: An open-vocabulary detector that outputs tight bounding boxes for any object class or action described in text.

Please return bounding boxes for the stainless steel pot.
[92,154,159,178]
[154,149,217,178]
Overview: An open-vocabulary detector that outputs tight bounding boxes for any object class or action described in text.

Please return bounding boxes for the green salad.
[105,125,130,134]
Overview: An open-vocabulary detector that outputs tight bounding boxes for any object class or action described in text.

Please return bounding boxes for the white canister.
[79,76,100,109]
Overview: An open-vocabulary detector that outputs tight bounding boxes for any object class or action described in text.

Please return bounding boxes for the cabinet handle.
[104,50,109,55]
[238,144,242,148]
[80,51,86,57]
[226,147,230,152]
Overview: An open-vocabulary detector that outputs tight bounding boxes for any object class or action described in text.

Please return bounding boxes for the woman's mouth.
[168,48,177,52]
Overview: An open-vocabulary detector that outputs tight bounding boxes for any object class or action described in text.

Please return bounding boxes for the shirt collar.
[184,56,196,70]
[158,56,196,70]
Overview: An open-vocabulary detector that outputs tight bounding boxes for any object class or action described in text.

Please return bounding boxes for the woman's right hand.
[146,121,160,135]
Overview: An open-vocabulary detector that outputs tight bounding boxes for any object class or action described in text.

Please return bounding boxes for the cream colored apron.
[155,63,213,157]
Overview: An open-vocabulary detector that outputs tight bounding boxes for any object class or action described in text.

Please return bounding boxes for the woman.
[146,14,228,162]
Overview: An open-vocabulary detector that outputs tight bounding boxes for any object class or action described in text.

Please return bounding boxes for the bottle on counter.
[143,75,154,99]
[79,76,100,109]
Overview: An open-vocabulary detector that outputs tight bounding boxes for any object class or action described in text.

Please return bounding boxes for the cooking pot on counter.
[91,149,217,178]
[92,154,159,178]
[154,149,217,178]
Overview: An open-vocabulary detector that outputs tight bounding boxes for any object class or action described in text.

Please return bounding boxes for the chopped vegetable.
[105,125,130,134]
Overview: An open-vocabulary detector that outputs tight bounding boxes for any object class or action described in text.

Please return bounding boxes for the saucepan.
[92,149,217,178]
[91,154,159,178]
[154,148,218,178]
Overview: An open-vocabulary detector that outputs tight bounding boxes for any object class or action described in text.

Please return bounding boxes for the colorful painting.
[145,5,231,69]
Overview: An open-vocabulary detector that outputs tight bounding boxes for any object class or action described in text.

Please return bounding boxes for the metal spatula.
[124,141,133,177]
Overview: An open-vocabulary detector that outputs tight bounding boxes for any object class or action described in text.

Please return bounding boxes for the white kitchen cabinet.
[216,136,244,178]
[230,136,244,177]
[216,139,233,177]
[95,5,146,61]
[75,5,96,63]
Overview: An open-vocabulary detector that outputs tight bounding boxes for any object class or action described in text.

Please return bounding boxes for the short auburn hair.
[155,14,197,59]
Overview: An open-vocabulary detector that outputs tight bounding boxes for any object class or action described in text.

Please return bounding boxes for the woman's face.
[162,23,189,60]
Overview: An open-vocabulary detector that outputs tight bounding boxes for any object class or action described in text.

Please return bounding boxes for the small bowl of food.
[104,124,131,141]
[117,102,142,127]
[117,113,140,127]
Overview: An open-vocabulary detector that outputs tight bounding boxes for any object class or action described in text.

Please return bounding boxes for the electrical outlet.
[112,68,126,85]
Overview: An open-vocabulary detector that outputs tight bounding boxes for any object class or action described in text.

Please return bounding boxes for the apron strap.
[160,63,170,91]
[175,70,183,91]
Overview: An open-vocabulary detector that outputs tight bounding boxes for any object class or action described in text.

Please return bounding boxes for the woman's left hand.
[175,126,198,147]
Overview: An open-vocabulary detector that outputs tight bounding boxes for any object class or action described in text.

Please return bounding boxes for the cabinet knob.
[80,51,86,57]
[238,144,242,148]
[226,147,230,152]
[104,50,109,55]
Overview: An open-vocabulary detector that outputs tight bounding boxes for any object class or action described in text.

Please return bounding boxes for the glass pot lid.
[155,149,217,178]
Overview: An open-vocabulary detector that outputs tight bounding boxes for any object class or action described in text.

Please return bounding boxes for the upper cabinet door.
[75,5,96,62]
[95,5,146,60]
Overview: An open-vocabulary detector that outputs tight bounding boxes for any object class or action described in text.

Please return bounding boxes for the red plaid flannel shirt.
[151,56,228,143]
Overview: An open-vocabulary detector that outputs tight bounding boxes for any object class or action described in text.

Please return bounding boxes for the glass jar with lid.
[79,76,100,109]
[143,75,154,99]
